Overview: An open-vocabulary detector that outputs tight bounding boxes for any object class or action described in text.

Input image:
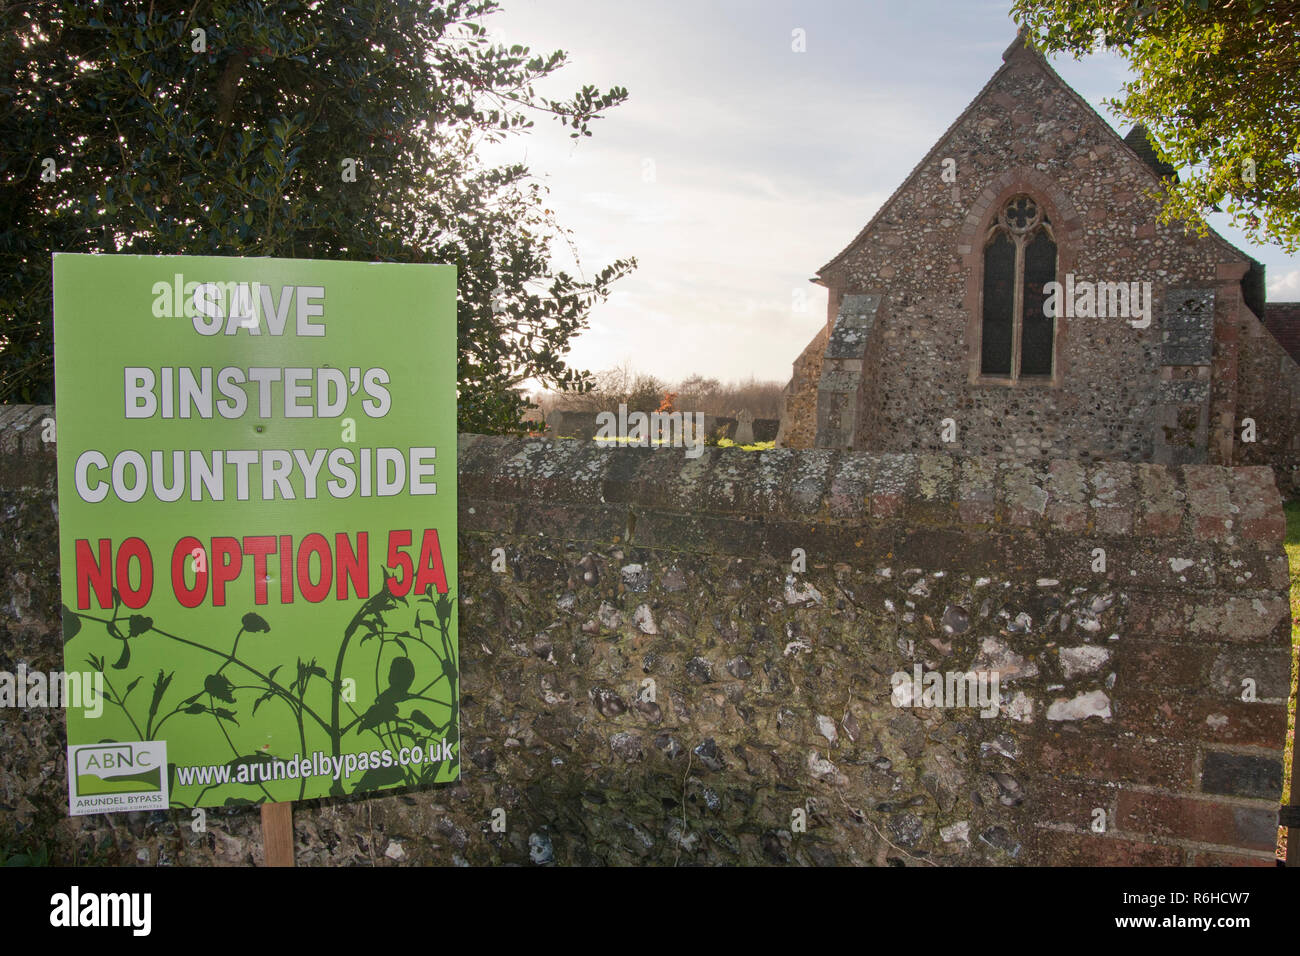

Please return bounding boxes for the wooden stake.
[261,801,295,867]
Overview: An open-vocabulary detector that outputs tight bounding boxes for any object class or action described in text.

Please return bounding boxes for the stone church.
[777,32,1300,497]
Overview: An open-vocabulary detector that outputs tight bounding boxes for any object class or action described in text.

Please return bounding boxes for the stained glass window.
[980,195,1057,380]
[981,232,1015,376]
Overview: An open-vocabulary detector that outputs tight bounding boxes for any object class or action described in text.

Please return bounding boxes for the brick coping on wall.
[457,433,1285,553]
[3,406,1286,591]
[6,406,1283,552]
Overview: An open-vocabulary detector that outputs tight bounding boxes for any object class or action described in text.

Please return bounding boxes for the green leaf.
[203,673,236,703]
[61,607,82,642]
[147,670,173,727]
[351,763,404,793]
[409,709,440,731]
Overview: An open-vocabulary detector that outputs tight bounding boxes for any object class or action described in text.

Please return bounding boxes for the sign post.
[261,802,295,867]
[52,254,459,852]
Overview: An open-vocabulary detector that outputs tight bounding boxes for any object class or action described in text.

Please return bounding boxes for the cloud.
[1268,269,1300,299]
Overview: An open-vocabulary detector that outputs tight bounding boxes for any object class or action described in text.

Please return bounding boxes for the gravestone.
[734,408,755,444]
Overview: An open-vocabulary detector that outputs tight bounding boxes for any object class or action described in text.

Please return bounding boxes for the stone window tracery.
[981,195,1057,379]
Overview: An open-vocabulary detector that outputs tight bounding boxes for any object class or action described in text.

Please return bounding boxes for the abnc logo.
[68,742,168,816]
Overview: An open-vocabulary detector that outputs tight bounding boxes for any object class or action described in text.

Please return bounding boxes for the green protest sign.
[52,254,458,816]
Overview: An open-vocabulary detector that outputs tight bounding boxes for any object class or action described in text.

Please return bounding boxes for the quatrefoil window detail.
[1000,197,1043,234]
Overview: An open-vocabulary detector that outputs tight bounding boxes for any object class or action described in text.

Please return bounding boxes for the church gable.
[778,31,1300,497]
[816,36,1243,294]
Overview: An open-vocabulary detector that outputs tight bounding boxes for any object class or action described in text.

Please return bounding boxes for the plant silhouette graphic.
[63,572,458,806]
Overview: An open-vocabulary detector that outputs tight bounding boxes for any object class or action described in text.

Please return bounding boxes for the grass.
[1282,499,1300,862]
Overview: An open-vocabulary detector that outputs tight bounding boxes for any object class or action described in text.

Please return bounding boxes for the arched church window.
[981,196,1057,379]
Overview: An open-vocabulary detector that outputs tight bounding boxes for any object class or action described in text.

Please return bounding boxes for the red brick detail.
[1229,467,1285,545]
[1183,465,1234,541]
[1117,695,1288,748]
[1134,464,1185,536]
[1027,733,1194,789]
[1026,828,1184,866]
[1126,595,1290,645]
[1030,778,1119,828]
[1189,850,1280,867]
[1117,791,1277,852]
[1123,641,1211,691]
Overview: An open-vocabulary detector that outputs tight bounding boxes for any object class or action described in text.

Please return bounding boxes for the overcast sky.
[480,0,1300,390]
